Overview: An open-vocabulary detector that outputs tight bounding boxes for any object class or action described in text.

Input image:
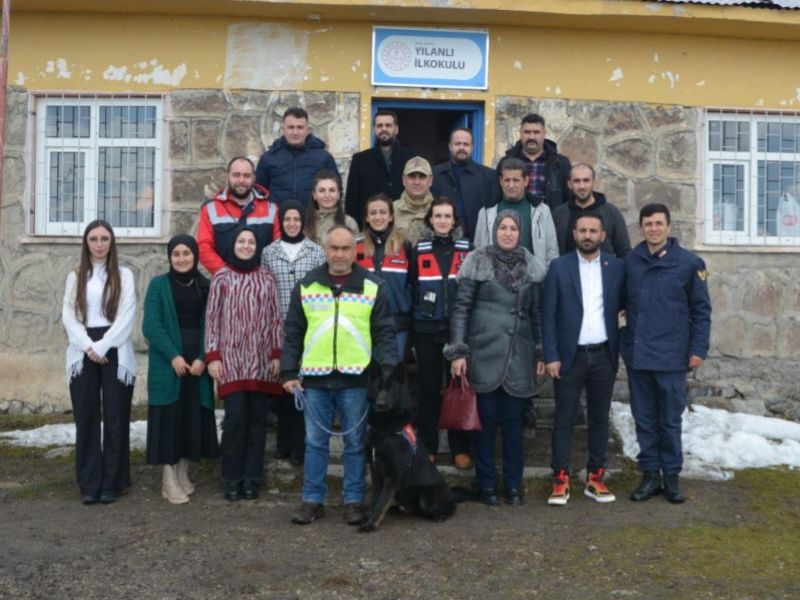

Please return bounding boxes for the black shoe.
[478,487,500,506]
[224,481,242,502]
[99,491,118,504]
[292,502,325,525]
[504,488,524,506]
[242,480,259,500]
[630,471,663,502]
[82,494,99,505]
[345,502,364,526]
[663,474,686,504]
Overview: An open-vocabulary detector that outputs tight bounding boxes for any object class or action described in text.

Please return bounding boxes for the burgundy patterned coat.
[205,266,283,397]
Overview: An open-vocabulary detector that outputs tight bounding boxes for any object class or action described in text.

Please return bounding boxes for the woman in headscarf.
[143,234,219,504]
[261,200,325,465]
[62,220,136,505]
[205,226,283,501]
[445,210,546,507]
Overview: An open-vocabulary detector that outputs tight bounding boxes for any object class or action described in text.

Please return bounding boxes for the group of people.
[61,107,711,523]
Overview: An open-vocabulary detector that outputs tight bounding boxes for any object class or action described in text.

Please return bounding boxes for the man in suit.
[541,213,625,506]
[431,127,500,243]
[345,109,416,228]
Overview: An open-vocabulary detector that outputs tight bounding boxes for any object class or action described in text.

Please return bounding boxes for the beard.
[230,185,252,200]
[452,152,470,164]
[578,239,601,254]
[377,134,395,147]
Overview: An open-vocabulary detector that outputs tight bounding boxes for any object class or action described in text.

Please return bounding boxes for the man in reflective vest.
[197,156,281,274]
[281,226,399,526]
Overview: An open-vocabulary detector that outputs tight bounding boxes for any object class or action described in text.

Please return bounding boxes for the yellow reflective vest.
[299,279,378,376]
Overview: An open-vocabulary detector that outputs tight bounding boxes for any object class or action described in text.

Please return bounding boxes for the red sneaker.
[548,470,570,506]
[585,468,616,503]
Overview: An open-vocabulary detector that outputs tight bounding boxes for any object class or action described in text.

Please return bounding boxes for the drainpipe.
[0,0,10,230]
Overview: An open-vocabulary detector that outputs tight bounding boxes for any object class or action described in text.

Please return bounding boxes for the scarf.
[280,200,306,244]
[228,225,260,271]
[488,210,528,292]
[167,234,199,285]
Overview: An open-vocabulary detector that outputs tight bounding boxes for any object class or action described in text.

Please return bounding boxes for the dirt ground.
[1,411,799,599]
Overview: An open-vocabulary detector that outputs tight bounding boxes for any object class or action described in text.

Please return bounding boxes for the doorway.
[371,100,485,166]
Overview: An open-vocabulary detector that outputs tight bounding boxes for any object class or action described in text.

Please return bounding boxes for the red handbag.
[438,376,482,431]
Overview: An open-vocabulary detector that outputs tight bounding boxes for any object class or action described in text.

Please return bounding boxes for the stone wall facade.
[1,89,798,419]
[494,97,800,420]
[0,87,360,413]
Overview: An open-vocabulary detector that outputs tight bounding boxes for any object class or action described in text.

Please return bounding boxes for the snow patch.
[611,402,800,481]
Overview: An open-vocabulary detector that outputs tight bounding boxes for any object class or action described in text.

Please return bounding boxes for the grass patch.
[0,412,74,432]
[566,467,800,596]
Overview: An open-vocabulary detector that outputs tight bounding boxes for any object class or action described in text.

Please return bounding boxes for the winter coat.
[393,191,433,246]
[281,263,400,390]
[551,192,631,258]
[255,134,339,207]
[504,138,572,212]
[260,238,326,320]
[444,247,544,397]
[310,208,359,245]
[345,141,417,228]
[431,159,501,242]
[142,274,214,409]
[473,194,558,276]
[621,238,712,372]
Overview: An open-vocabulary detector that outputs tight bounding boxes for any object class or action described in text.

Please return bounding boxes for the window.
[705,112,800,246]
[35,96,163,236]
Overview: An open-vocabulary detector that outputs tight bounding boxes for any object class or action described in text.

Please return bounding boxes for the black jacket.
[431,159,501,243]
[503,138,571,212]
[281,263,399,389]
[551,192,631,258]
[345,141,417,228]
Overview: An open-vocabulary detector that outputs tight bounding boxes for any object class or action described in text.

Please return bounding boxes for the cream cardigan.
[61,266,137,385]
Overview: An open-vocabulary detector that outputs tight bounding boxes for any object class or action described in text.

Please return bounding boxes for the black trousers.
[221,391,269,483]
[413,337,471,456]
[68,327,134,497]
[273,392,305,461]
[551,345,615,475]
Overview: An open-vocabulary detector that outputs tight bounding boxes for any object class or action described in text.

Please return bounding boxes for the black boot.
[630,471,662,502]
[663,474,686,504]
[224,481,241,501]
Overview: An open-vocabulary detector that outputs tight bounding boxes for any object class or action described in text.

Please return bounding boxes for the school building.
[0,0,798,417]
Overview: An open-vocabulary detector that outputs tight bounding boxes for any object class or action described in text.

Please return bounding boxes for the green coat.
[142,274,213,409]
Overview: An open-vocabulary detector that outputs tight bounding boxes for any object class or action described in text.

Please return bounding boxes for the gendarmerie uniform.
[62,262,136,500]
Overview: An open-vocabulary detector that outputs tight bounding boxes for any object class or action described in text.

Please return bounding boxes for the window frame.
[704,110,800,247]
[34,95,164,237]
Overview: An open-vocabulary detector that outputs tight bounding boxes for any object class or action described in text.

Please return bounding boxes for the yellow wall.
[9,12,800,151]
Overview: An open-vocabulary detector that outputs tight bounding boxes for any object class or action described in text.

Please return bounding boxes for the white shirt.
[85,262,112,327]
[577,253,608,345]
[279,239,303,262]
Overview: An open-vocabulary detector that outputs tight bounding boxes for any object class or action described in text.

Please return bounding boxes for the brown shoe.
[345,502,364,526]
[291,502,324,525]
[453,453,472,470]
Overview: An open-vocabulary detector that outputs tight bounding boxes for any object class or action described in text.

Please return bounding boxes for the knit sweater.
[204,266,283,397]
[62,266,137,385]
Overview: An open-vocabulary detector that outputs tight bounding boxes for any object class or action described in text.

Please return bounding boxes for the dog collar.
[401,423,417,453]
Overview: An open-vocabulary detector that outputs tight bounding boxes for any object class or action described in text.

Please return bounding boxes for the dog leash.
[293,387,369,437]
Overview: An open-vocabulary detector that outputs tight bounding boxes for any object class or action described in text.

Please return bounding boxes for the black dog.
[360,363,457,532]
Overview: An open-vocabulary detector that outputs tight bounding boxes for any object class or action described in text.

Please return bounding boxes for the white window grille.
[34,95,164,237]
[705,111,800,246]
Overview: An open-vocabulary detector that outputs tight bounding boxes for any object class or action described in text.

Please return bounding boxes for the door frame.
[371,99,485,163]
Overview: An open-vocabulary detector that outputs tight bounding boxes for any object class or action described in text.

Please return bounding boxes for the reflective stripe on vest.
[299,279,378,376]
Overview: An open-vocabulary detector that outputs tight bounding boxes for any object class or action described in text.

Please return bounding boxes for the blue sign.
[372,27,489,90]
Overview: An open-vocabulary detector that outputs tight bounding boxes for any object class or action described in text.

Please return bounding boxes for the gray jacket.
[444,247,544,397]
[551,192,631,258]
[473,198,558,275]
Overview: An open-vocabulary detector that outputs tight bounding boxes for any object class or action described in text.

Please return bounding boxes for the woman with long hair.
[409,196,472,468]
[61,220,136,504]
[446,210,546,506]
[355,193,412,358]
[205,225,283,501]
[261,201,325,466]
[305,170,358,244]
[143,234,220,504]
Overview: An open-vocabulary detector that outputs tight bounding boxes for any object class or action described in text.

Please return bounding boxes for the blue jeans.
[473,387,526,492]
[301,387,368,504]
